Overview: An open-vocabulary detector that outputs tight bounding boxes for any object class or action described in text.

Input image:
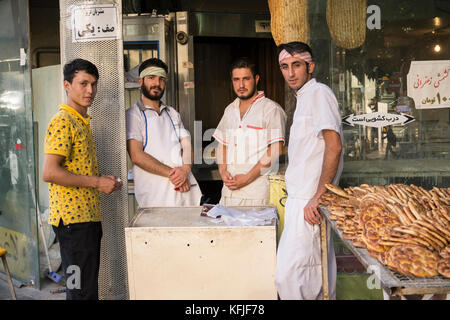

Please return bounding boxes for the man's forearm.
[246,142,283,184]
[134,152,172,178]
[315,152,340,197]
[180,137,193,173]
[216,142,229,176]
[43,162,99,188]
[314,142,341,199]
[218,163,228,176]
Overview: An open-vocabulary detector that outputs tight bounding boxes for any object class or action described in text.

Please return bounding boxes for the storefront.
[0,0,448,299]
[319,1,450,190]
[187,0,450,189]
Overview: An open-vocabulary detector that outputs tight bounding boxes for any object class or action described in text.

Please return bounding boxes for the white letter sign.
[71,4,120,43]
[366,5,381,30]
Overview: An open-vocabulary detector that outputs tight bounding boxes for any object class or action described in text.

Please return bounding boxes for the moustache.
[150,86,162,91]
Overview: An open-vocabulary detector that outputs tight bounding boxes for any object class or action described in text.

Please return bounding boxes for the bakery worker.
[213,57,287,206]
[275,42,344,300]
[126,58,202,207]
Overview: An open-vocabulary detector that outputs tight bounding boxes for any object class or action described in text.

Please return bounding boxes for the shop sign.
[71,4,120,43]
[342,112,415,128]
[395,105,410,112]
[407,60,450,109]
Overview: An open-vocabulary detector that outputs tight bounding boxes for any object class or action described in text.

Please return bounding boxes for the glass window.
[309,0,450,189]
[0,0,39,287]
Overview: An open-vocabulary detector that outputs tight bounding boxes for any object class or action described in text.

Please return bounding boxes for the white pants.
[275,197,337,300]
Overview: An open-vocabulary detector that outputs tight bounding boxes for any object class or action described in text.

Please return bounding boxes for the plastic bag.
[206,204,277,226]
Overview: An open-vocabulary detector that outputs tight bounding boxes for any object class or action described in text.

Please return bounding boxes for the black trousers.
[53,220,102,300]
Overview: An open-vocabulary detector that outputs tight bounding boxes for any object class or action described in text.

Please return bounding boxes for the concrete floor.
[0,272,66,300]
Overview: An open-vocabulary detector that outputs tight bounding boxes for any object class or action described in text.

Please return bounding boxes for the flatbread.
[325,184,349,198]
[440,246,450,259]
[437,258,450,278]
[385,244,439,278]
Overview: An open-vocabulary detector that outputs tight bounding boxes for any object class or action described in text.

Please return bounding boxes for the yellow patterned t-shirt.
[44,104,100,227]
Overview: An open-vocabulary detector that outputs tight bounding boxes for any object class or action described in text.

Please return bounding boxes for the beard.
[142,84,165,101]
[235,85,257,101]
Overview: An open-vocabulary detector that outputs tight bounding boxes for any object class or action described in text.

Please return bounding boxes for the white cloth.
[206,205,277,226]
[276,79,342,300]
[275,198,336,300]
[220,196,268,207]
[285,79,344,199]
[213,92,287,202]
[126,99,202,207]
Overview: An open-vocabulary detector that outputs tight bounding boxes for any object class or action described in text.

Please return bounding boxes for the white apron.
[275,197,336,300]
[213,92,287,205]
[132,106,202,207]
[218,163,270,207]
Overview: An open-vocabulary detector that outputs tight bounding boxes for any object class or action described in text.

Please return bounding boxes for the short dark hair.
[139,58,169,75]
[230,57,258,78]
[63,59,99,83]
[277,42,314,61]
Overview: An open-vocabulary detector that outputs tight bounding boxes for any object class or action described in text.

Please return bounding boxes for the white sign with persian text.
[342,112,415,128]
[407,60,450,109]
[71,4,120,43]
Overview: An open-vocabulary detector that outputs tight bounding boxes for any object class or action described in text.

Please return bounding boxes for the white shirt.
[126,99,202,207]
[213,92,287,200]
[285,79,344,199]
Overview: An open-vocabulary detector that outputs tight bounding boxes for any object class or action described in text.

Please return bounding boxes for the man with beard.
[126,58,202,207]
[213,57,286,206]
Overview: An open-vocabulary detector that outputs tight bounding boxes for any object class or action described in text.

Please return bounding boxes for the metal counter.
[125,206,278,300]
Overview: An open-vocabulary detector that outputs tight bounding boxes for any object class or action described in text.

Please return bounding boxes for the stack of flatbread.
[320,183,450,278]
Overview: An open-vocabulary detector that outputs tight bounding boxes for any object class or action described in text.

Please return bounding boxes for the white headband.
[278,49,312,64]
[139,66,167,79]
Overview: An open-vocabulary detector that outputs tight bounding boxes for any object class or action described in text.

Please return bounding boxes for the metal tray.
[319,206,450,296]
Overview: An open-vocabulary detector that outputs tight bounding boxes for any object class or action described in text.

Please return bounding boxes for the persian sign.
[342,112,415,128]
[407,60,450,109]
[71,4,120,43]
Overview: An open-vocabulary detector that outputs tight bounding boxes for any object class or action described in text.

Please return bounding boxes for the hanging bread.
[268,0,310,46]
[326,0,367,49]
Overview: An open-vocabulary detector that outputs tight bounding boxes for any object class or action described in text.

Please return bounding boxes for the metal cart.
[319,206,450,300]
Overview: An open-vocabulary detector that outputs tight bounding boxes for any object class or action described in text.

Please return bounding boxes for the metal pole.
[320,217,330,300]
[1,255,17,300]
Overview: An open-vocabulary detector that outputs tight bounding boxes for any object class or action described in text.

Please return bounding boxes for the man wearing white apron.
[275,42,344,300]
[126,58,202,207]
[213,57,287,206]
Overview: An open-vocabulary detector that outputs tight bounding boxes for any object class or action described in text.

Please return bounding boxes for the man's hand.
[96,175,122,194]
[175,180,191,193]
[219,167,234,185]
[102,175,123,191]
[169,166,189,188]
[225,174,250,191]
[304,196,322,225]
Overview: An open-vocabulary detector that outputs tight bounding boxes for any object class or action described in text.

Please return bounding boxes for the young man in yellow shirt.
[42,59,122,300]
